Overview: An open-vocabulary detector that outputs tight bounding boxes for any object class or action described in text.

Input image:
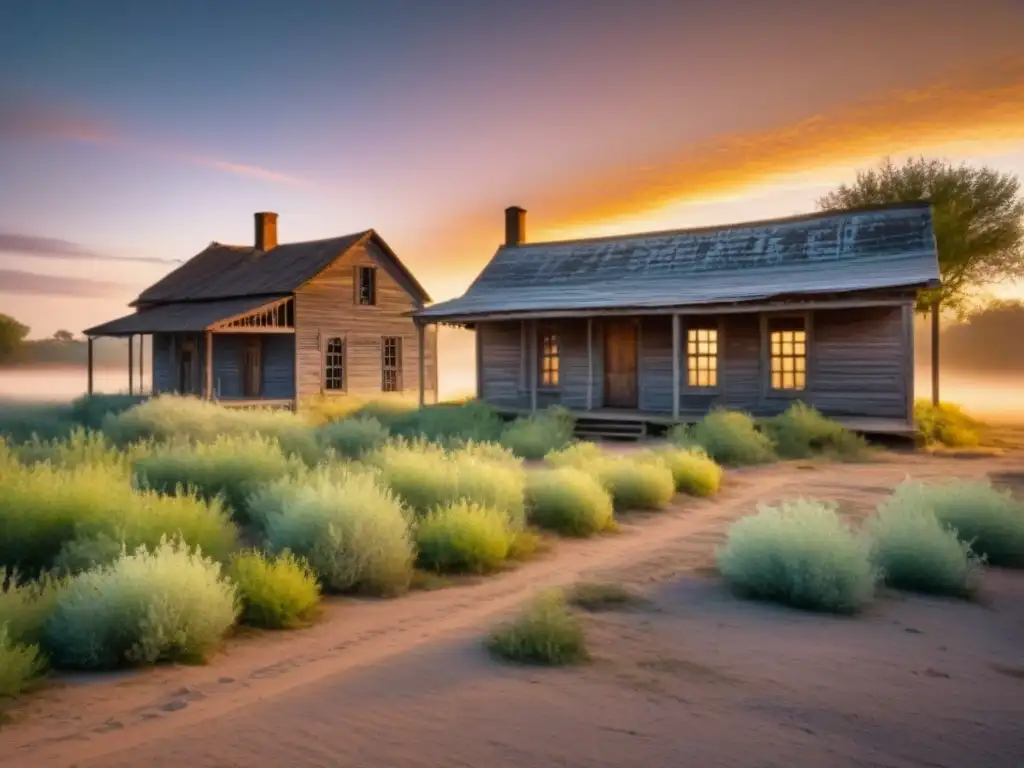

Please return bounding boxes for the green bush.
[387,400,505,445]
[716,499,878,613]
[0,573,65,647]
[499,407,576,460]
[0,401,77,443]
[643,447,723,496]
[526,468,614,536]
[0,628,45,699]
[14,428,150,472]
[914,400,985,448]
[867,499,981,597]
[597,458,676,511]
[544,441,604,469]
[763,403,869,459]
[415,501,514,574]
[253,469,414,596]
[227,550,321,629]
[486,590,587,665]
[677,410,776,466]
[69,394,147,431]
[134,434,299,524]
[316,416,389,459]
[886,480,1024,567]
[44,537,239,670]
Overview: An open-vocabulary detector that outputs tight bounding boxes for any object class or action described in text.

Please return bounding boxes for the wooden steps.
[574,416,648,442]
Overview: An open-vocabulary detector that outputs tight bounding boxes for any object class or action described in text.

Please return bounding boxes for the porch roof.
[415,202,941,322]
[84,296,286,337]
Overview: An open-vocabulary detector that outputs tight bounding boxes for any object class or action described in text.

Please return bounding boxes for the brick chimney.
[254,211,279,251]
[504,206,526,247]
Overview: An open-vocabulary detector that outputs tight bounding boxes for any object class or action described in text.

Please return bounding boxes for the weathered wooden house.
[414,202,941,436]
[85,212,437,408]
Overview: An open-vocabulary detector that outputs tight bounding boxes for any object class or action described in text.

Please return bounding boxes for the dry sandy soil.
[2,450,1024,768]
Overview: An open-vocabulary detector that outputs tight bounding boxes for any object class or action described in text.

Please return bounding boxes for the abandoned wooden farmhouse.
[415,202,941,435]
[84,212,438,408]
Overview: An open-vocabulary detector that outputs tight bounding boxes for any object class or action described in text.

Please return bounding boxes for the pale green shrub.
[15,428,151,472]
[643,447,723,496]
[415,501,514,574]
[499,408,576,460]
[867,499,981,596]
[387,400,505,444]
[0,572,65,646]
[44,538,239,670]
[134,434,299,523]
[763,402,868,459]
[316,417,389,459]
[597,458,676,511]
[544,441,604,469]
[679,410,776,465]
[887,480,1024,567]
[486,590,587,665]
[253,470,414,596]
[0,628,45,698]
[227,550,321,629]
[717,499,878,613]
[526,468,614,536]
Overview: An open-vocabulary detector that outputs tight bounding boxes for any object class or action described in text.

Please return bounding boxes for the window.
[357,266,377,306]
[324,337,345,391]
[539,332,559,387]
[382,336,402,392]
[686,326,718,388]
[768,319,807,391]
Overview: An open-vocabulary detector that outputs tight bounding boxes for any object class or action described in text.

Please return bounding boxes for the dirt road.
[3,452,1023,768]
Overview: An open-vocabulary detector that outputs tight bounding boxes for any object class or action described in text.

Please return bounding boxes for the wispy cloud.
[0,91,310,187]
[0,234,179,265]
[0,269,134,298]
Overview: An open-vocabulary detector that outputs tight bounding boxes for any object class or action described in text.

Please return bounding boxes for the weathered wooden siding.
[477,321,523,406]
[152,334,174,393]
[638,317,672,412]
[293,240,436,405]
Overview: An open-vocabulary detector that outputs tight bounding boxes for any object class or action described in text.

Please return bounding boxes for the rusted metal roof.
[416,202,940,320]
[134,230,430,305]
[84,296,281,337]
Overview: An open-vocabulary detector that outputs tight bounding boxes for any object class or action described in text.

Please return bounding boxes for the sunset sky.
[2,0,1024,340]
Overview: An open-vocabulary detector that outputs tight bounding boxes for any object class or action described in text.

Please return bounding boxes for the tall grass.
[14,428,150,472]
[526,467,614,536]
[885,480,1024,568]
[762,403,869,460]
[914,400,985,448]
[671,410,776,466]
[0,628,45,699]
[717,499,878,613]
[415,501,515,573]
[486,590,588,665]
[252,469,414,596]
[44,538,239,670]
[227,550,321,629]
[386,400,506,445]
[0,573,65,647]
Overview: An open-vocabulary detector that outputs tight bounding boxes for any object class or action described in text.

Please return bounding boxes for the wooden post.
[87,337,94,395]
[139,334,144,394]
[127,334,134,395]
[930,299,940,406]
[671,313,681,421]
[529,319,538,415]
[586,317,593,411]
[205,331,214,401]
[475,323,484,400]
[417,322,426,407]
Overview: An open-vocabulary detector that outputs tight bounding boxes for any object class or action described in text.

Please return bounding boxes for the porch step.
[574,417,647,442]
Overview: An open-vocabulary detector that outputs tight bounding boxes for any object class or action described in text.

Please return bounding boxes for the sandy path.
[2,452,1021,768]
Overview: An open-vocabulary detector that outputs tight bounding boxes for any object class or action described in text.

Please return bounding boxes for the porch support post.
[128,334,134,395]
[671,313,680,421]
[529,319,538,415]
[417,322,426,408]
[930,299,940,406]
[139,334,145,394]
[87,337,94,395]
[205,330,214,401]
[586,317,593,411]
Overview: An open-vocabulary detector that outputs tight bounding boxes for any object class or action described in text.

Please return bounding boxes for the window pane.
[795,342,806,356]
[782,342,793,356]
[687,342,696,354]
[688,370,698,386]
[772,372,781,389]
[795,357,806,372]
[795,372,806,389]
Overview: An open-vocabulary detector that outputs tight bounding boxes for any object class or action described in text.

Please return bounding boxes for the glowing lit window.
[686,327,718,388]
[539,332,559,387]
[769,320,807,391]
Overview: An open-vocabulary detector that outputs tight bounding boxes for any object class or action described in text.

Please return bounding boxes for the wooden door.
[604,320,638,408]
[243,338,262,397]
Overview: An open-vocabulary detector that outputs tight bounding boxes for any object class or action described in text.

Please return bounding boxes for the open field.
[1,449,1022,768]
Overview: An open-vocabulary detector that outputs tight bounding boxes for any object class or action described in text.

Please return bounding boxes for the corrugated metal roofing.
[84,296,280,336]
[416,202,941,320]
[134,230,430,305]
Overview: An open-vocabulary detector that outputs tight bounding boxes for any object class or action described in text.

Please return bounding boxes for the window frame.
[356,265,377,306]
[761,312,812,396]
[537,328,560,389]
[682,319,722,392]
[381,335,403,392]
[322,334,346,393]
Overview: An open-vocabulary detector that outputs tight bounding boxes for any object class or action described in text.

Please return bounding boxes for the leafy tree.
[0,314,29,361]
[818,157,1024,316]
[53,329,75,342]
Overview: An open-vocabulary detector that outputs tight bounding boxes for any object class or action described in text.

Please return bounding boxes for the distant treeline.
[915,299,1024,372]
[2,337,148,369]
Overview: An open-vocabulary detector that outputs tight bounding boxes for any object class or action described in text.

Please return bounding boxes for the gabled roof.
[416,202,941,321]
[134,230,430,306]
[85,296,279,337]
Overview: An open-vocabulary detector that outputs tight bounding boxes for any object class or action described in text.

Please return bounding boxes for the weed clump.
[227,550,321,629]
[486,590,587,665]
[673,410,776,466]
[763,403,869,460]
[415,501,514,574]
[526,467,614,536]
